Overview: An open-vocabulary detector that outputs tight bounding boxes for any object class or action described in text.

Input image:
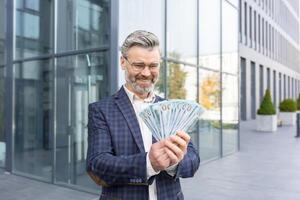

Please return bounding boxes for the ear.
[120,56,126,70]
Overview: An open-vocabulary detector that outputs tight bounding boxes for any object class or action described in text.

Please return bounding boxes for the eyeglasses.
[124,57,160,72]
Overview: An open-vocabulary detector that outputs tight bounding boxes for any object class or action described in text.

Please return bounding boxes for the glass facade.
[0,0,5,168]
[56,0,109,52]
[55,52,107,190]
[1,0,239,193]
[14,59,53,180]
[6,0,110,192]
[221,0,239,155]
[15,0,53,59]
[119,0,239,163]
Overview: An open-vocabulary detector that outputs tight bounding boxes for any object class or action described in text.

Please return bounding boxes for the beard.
[125,70,158,95]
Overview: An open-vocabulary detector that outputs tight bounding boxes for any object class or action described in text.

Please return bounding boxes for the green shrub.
[279,99,297,112]
[257,89,276,115]
[297,94,300,110]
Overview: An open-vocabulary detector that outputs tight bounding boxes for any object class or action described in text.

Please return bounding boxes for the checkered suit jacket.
[87,86,200,200]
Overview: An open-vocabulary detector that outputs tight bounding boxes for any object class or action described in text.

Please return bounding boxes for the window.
[249,6,252,47]
[258,14,261,51]
[167,0,197,64]
[284,75,286,99]
[239,0,242,40]
[240,57,246,120]
[251,61,256,119]
[244,2,247,44]
[14,59,53,181]
[267,67,270,89]
[55,52,108,189]
[0,0,5,168]
[254,10,257,49]
[279,73,282,101]
[199,0,221,71]
[57,0,109,52]
[266,22,268,56]
[271,27,274,58]
[260,65,264,103]
[15,0,53,59]
[262,18,264,54]
[288,76,290,98]
[273,70,276,107]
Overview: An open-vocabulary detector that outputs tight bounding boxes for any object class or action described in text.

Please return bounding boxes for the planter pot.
[256,114,277,132]
[279,112,296,126]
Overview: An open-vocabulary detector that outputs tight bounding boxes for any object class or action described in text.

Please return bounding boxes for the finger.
[164,139,183,159]
[160,151,171,162]
[176,131,191,143]
[156,153,171,170]
[165,147,179,165]
[153,140,167,149]
[169,135,187,150]
[152,147,168,160]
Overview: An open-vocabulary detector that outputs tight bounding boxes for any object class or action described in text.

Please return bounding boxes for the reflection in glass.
[226,0,238,8]
[222,1,238,74]
[55,52,107,190]
[198,69,221,161]
[0,0,5,66]
[157,61,197,101]
[119,0,165,56]
[154,61,166,98]
[15,0,53,59]
[25,0,40,11]
[0,67,5,167]
[164,62,198,147]
[14,59,53,180]
[199,0,220,71]
[57,0,109,52]
[167,0,197,64]
[222,74,238,155]
[0,0,5,168]
[167,61,188,100]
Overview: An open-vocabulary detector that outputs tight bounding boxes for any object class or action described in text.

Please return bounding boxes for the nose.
[140,66,151,76]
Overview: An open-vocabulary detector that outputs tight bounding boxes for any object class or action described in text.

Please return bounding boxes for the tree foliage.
[199,73,220,109]
[156,52,187,99]
[279,98,297,112]
[257,89,276,115]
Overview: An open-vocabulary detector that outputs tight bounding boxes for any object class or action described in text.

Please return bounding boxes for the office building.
[0,0,238,192]
[239,0,300,120]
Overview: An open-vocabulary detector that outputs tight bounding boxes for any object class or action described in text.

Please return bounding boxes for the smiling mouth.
[138,79,152,83]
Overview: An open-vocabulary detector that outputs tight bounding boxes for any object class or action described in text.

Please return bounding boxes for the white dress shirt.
[124,86,178,200]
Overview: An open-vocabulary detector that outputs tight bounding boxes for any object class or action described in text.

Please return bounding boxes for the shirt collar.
[123,85,155,103]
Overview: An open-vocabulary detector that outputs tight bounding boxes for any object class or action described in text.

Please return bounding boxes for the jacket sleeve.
[86,103,149,187]
[173,141,200,179]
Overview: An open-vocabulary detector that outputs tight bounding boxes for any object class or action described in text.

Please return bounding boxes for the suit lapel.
[114,87,145,152]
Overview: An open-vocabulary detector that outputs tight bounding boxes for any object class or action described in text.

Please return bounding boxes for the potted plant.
[297,94,300,112]
[256,89,277,132]
[279,98,297,125]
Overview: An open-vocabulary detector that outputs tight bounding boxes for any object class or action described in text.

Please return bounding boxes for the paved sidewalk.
[1,120,300,200]
[0,170,99,200]
[182,120,300,200]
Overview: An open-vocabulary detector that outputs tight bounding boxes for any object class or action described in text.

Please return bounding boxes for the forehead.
[127,46,161,61]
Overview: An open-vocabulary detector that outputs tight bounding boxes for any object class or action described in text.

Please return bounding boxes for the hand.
[164,131,190,166]
[149,140,171,172]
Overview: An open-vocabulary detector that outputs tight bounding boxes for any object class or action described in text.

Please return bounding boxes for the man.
[87,30,200,200]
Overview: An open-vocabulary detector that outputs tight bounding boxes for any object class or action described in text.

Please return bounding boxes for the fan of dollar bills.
[139,100,205,141]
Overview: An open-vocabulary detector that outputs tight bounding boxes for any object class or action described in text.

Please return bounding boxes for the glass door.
[55,52,107,190]
[0,67,5,168]
[0,0,6,168]
[13,60,53,181]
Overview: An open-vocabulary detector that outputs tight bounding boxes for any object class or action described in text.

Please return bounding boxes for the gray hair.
[121,30,160,57]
